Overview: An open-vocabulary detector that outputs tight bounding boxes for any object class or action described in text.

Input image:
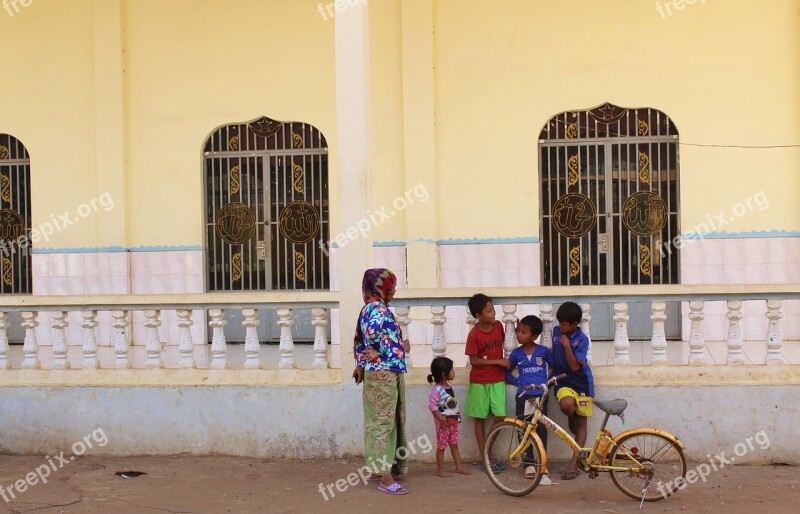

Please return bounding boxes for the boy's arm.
[469,355,511,368]
[558,334,582,372]
[505,353,518,386]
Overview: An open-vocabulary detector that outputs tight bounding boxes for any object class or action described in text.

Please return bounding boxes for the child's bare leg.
[559,397,580,475]
[450,445,470,475]
[474,418,487,459]
[436,448,450,478]
[564,414,588,475]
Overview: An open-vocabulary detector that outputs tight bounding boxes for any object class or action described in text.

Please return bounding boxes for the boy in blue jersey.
[505,315,553,485]
[552,302,595,481]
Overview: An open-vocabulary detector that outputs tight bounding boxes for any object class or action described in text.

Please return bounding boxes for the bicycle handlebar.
[517,373,569,398]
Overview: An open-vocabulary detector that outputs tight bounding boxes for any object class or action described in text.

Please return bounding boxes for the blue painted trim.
[437,237,540,245]
[33,246,127,254]
[373,241,407,247]
[682,230,800,240]
[32,245,204,254]
[127,245,204,252]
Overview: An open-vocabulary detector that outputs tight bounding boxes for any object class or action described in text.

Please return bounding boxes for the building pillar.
[401,0,439,288]
[335,1,372,379]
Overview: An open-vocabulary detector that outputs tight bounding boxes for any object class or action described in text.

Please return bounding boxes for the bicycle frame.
[503,397,678,474]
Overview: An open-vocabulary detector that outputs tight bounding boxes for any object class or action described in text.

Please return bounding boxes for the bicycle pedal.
[577,450,591,459]
[588,471,599,479]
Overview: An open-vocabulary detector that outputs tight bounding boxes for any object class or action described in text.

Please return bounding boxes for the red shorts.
[435,419,459,450]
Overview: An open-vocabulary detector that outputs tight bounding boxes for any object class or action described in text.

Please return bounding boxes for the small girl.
[427,357,470,478]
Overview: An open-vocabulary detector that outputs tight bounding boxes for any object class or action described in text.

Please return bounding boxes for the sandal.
[377,482,408,495]
[478,461,505,474]
[561,470,579,480]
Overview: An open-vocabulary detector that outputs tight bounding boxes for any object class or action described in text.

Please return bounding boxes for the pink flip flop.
[377,482,408,495]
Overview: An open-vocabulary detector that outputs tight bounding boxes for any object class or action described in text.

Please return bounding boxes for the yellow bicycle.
[484,374,687,503]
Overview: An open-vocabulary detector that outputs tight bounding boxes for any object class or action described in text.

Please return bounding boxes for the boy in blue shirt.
[505,315,553,485]
[552,302,595,481]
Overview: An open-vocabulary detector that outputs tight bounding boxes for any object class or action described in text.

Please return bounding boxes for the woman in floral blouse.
[352,268,409,495]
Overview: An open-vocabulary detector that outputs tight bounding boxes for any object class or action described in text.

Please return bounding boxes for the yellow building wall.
[0,0,336,250]
[432,0,800,241]
[2,0,798,250]
[123,0,336,248]
[0,0,100,249]
[368,0,407,245]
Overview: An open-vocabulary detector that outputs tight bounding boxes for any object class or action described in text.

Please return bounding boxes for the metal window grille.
[539,103,680,286]
[0,134,32,294]
[203,117,329,291]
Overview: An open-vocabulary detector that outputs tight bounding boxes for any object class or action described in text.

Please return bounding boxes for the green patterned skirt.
[363,369,407,476]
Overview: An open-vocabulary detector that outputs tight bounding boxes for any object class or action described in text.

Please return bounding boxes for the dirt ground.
[0,456,797,513]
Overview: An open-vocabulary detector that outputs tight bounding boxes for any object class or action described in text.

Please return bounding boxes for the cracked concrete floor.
[0,456,797,513]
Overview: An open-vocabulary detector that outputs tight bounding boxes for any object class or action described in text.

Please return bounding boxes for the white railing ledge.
[0,368,342,387]
[392,284,800,306]
[0,292,339,311]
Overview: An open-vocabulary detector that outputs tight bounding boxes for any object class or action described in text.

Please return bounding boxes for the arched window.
[539,102,680,286]
[0,134,32,294]
[203,116,329,292]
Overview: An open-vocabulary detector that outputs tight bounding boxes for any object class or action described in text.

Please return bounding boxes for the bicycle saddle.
[594,399,628,415]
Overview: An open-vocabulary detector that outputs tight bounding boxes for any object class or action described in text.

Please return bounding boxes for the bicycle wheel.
[608,431,687,502]
[484,421,543,496]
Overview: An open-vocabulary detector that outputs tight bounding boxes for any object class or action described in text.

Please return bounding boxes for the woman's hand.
[360,348,380,362]
[352,367,364,385]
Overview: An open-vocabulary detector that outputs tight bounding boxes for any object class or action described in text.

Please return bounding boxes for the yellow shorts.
[556,387,593,417]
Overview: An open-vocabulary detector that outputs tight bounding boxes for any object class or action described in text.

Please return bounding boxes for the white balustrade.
[21,311,40,369]
[502,304,518,358]
[312,307,329,369]
[177,309,196,369]
[613,302,629,366]
[465,306,477,368]
[0,312,10,369]
[395,306,411,367]
[431,305,447,358]
[726,300,744,365]
[145,309,163,369]
[209,309,228,370]
[688,301,705,366]
[278,308,295,369]
[650,302,667,365]
[539,303,553,350]
[765,300,783,365]
[81,310,100,370]
[112,310,130,370]
[242,308,261,370]
[51,311,70,370]
[580,303,592,365]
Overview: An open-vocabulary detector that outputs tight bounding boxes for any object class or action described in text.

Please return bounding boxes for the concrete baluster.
[765,300,783,365]
[688,301,705,366]
[176,309,196,369]
[726,301,744,365]
[650,302,668,365]
[613,302,629,366]
[242,308,261,370]
[209,308,228,370]
[145,309,163,369]
[278,308,295,369]
[51,311,70,370]
[431,305,447,358]
[112,310,130,370]
[21,311,40,369]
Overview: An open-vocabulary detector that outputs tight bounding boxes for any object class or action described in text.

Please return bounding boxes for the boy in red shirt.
[464,294,510,473]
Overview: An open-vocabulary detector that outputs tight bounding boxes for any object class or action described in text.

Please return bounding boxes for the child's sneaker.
[539,473,552,486]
